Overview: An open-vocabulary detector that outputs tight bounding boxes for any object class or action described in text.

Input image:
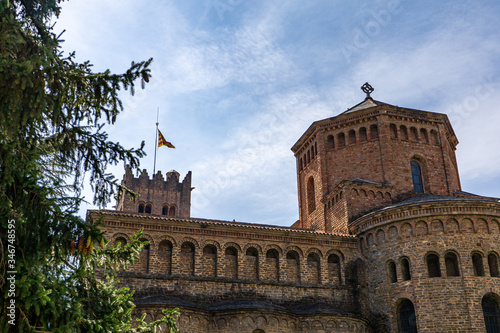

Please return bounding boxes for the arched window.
[430,129,439,145]
[307,252,321,284]
[145,204,152,214]
[246,247,259,280]
[400,125,409,140]
[401,258,411,281]
[328,254,341,284]
[266,249,279,282]
[327,135,335,149]
[359,127,367,141]
[445,252,460,277]
[388,260,398,283]
[473,253,485,276]
[307,177,316,214]
[337,132,345,147]
[390,123,398,139]
[286,250,300,283]
[180,242,195,276]
[410,127,418,141]
[488,253,500,277]
[253,330,265,333]
[202,245,217,278]
[410,160,424,193]
[370,124,378,140]
[158,240,173,275]
[138,238,150,274]
[482,294,500,333]
[426,253,441,277]
[162,205,168,215]
[169,206,176,217]
[225,247,238,279]
[348,129,356,145]
[115,236,127,247]
[420,128,429,143]
[299,158,303,171]
[307,150,311,164]
[399,299,418,333]
[138,203,145,213]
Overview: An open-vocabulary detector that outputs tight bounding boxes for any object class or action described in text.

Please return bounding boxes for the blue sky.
[56,0,500,226]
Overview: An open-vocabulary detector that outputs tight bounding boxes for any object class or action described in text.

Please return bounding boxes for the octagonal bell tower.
[291,83,461,233]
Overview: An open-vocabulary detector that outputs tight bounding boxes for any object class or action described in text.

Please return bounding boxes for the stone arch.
[137,236,152,274]
[326,320,339,330]
[161,204,169,215]
[264,244,283,256]
[255,316,268,328]
[145,202,152,214]
[444,250,460,277]
[201,239,222,252]
[461,218,474,233]
[359,127,368,141]
[415,220,428,236]
[156,235,177,248]
[360,189,367,197]
[410,126,418,141]
[305,247,323,258]
[328,252,342,284]
[224,245,239,279]
[400,125,409,140]
[337,132,346,147]
[387,260,398,283]
[366,233,375,247]
[472,251,486,277]
[348,129,356,145]
[430,219,444,234]
[390,123,398,139]
[400,256,411,281]
[202,244,218,278]
[370,124,378,139]
[368,190,375,198]
[426,252,441,277]
[223,242,242,253]
[178,237,200,250]
[180,241,196,276]
[400,222,413,238]
[326,134,335,149]
[476,218,489,233]
[430,129,439,145]
[228,316,239,328]
[112,233,129,247]
[388,225,399,241]
[420,128,429,143]
[385,192,392,200]
[487,252,500,277]
[285,249,301,283]
[395,298,418,332]
[138,233,155,248]
[158,239,173,275]
[481,292,500,332]
[491,219,500,233]
[243,243,263,255]
[168,205,176,217]
[312,320,324,330]
[352,188,359,196]
[244,245,260,280]
[307,251,321,284]
[376,229,386,244]
[265,248,280,282]
[446,218,460,234]
[285,245,304,258]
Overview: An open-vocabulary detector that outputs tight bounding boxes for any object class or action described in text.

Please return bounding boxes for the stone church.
[88,85,500,332]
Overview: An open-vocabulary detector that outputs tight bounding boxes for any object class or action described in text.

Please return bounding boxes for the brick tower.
[115,165,192,218]
[291,83,461,233]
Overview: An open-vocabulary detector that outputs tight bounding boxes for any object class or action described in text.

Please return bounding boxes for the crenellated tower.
[116,165,192,218]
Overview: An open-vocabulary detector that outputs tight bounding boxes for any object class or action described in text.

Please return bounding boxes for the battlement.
[116,165,192,218]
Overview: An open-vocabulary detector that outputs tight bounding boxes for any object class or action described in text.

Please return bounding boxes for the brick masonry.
[92,96,500,332]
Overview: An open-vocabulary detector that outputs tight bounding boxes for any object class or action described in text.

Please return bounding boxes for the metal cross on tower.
[361,82,374,98]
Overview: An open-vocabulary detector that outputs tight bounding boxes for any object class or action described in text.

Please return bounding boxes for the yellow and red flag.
[158,130,175,148]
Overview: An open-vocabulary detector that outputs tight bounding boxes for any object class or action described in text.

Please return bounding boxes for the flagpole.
[153,107,159,175]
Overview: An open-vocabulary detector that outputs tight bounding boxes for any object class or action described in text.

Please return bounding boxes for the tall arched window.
[169,206,176,217]
[246,247,259,280]
[482,294,500,333]
[145,204,152,214]
[401,258,411,281]
[388,260,398,283]
[337,132,345,147]
[158,239,173,275]
[399,299,418,333]
[327,135,335,149]
[445,252,460,277]
[307,177,316,214]
[489,253,500,277]
[400,125,409,140]
[180,242,195,276]
[410,160,424,193]
[138,238,150,274]
[348,129,356,145]
[307,252,321,284]
[426,253,441,277]
[370,124,379,140]
[225,247,238,279]
[473,253,485,276]
[390,123,398,139]
[286,250,300,283]
[328,254,341,284]
[138,203,145,213]
[266,249,279,282]
[202,245,217,278]
[162,205,168,215]
[359,127,367,142]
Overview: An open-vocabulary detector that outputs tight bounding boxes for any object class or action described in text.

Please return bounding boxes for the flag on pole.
[158,130,175,148]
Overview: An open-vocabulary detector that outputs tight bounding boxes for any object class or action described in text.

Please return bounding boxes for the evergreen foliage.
[0,0,178,331]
